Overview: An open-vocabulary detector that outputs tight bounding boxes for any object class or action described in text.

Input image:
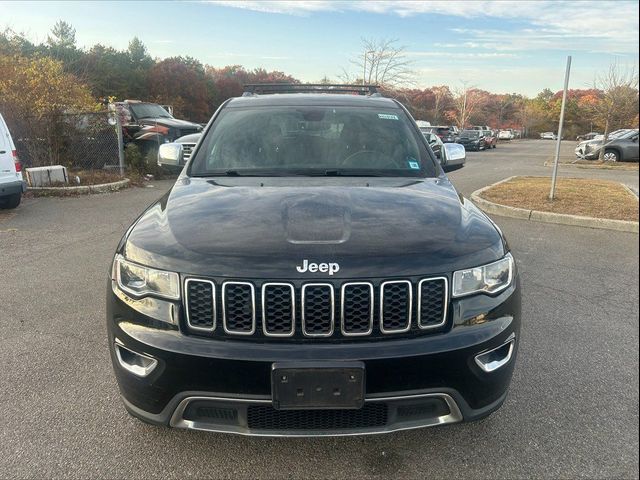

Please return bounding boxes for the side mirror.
[443,142,466,162]
[157,143,183,167]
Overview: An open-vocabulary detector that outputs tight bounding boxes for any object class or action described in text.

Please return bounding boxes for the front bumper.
[457,142,480,150]
[107,278,521,436]
[575,146,600,159]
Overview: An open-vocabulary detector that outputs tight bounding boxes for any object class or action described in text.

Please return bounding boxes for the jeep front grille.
[301,283,334,337]
[261,283,295,337]
[380,280,412,333]
[222,282,255,335]
[185,279,216,331]
[184,277,449,340]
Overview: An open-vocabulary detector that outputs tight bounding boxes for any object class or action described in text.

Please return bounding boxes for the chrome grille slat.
[262,283,295,337]
[181,143,196,161]
[222,282,256,335]
[380,280,412,334]
[301,283,335,337]
[340,282,374,336]
[185,278,216,331]
[417,277,448,329]
[184,277,448,338]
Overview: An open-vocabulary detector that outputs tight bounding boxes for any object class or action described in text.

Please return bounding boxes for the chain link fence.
[11,112,122,172]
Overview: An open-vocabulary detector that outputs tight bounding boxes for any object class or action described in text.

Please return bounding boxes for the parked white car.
[540,132,558,140]
[0,113,26,209]
[498,129,514,140]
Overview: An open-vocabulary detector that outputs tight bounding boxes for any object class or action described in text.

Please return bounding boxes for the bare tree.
[452,82,483,129]
[591,62,639,161]
[431,85,452,125]
[341,38,414,88]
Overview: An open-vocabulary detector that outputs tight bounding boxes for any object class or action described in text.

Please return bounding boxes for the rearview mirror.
[157,143,183,167]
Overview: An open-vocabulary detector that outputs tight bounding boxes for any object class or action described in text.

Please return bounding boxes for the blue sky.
[2,0,638,96]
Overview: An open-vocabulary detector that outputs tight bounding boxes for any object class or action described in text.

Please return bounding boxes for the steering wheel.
[340,150,402,169]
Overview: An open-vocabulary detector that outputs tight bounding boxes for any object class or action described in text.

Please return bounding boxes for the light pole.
[363,50,374,85]
[550,56,572,200]
[459,80,469,129]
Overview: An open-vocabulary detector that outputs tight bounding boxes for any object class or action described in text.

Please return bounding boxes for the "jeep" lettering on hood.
[296,260,340,275]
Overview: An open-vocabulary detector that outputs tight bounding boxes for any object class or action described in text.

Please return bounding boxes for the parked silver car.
[575,129,639,161]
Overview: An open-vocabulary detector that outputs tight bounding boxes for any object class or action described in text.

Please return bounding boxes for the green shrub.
[124,143,145,173]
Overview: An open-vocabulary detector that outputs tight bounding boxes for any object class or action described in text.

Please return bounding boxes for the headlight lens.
[452,253,514,298]
[112,254,180,300]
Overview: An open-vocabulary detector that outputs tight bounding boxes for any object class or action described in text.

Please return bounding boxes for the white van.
[0,113,26,209]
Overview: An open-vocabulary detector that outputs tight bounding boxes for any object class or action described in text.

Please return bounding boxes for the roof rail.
[243,83,380,96]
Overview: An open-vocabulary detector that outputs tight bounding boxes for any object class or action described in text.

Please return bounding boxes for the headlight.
[452,253,514,298]
[112,254,180,300]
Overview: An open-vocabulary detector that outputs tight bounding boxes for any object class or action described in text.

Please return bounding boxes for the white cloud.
[206,0,639,53]
[406,51,518,59]
[209,0,340,16]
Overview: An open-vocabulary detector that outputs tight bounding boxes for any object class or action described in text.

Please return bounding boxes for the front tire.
[0,193,21,209]
[603,149,619,162]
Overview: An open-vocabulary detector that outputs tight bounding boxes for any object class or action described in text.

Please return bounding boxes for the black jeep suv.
[107,84,521,436]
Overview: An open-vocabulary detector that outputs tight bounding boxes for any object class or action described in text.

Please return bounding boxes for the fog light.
[114,339,158,377]
[475,335,515,373]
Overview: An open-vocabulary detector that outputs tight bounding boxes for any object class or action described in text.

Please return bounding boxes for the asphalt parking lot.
[0,140,638,479]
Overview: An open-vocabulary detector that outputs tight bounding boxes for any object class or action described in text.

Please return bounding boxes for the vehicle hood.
[579,139,604,149]
[176,133,202,143]
[139,117,202,130]
[123,177,506,278]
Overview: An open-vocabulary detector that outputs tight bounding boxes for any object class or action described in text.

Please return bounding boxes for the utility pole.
[462,90,467,129]
[550,56,572,200]
[362,50,374,85]
[459,80,469,129]
[116,114,125,177]
[363,51,366,86]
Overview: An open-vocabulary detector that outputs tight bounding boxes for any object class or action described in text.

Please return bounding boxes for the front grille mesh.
[185,277,448,339]
[223,283,254,333]
[181,143,196,161]
[302,284,333,336]
[342,283,373,335]
[247,404,388,430]
[185,280,215,330]
[381,281,411,332]
[262,284,294,335]
[419,279,447,328]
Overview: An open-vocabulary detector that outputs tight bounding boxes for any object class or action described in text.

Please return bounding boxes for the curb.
[27,178,130,196]
[470,177,639,234]
[543,160,639,171]
[621,184,639,201]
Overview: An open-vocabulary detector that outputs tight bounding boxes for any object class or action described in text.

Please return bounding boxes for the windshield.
[129,103,173,119]
[189,106,437,177]
[461,130,479,137]
[618,129,638,139]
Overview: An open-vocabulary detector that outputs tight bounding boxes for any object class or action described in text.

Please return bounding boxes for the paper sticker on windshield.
[378,113,399,120]
[407,160,420,170]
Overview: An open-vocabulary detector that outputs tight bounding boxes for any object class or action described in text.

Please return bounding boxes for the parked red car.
[482,130,497,149]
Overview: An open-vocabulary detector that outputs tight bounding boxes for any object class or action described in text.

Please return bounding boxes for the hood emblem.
[296,259,340,276]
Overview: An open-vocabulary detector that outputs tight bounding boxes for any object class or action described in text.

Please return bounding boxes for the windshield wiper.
[192,168,411,178]
[322,169,390,177]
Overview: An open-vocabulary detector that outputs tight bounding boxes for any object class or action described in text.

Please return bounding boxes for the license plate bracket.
[271,361,365,410]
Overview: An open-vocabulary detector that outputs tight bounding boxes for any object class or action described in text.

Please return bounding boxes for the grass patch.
[549,158,639,170]
[572,160,639,169]
[66,169,126,186]
[480,176,639,222]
